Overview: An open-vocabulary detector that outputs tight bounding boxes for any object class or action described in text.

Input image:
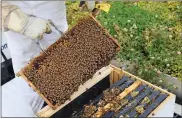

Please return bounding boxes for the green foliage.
[96,1,182,85]
[66,1,89,28]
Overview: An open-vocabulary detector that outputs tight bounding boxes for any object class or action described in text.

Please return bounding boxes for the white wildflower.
[177,51,181,55]
[164,59,168,62]
[130,34,133,38]
[123,28,128,32]
[127,20,131,23]
[145,36,149,40]
[157,70,161,74]
[133,23,137,29]
[131,48,134,51]
[169,35,173,39]
[159,80,163,83]
[151,57,155,59]
[166,64,170,67]
[168,27,172,31]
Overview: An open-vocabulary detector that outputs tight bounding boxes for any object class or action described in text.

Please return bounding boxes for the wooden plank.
[118,80,141,100]
[36,66,113,117]
[121,70,174,96]
[92,80,141,118]
[109,70,114,85]
[109,64,125,83]
[119,72,123,81]
[109,64,122,72]
[147,94,175,117]
[113,71,119,83]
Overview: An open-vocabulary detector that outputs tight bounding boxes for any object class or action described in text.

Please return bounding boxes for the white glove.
[87,1,96,11]
[19,16,52,39]
[2,2,51,40]
[80,1,96,11]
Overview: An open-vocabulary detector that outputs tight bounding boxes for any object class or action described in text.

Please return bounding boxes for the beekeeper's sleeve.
[2,2,51,40]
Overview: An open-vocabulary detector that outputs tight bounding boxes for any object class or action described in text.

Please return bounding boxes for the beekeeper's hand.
[2,2,51,40]
[79,1,96,11]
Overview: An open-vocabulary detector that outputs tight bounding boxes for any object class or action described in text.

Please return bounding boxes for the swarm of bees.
[23,16,118,107]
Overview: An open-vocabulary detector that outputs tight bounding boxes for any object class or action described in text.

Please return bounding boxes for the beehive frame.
[37,65,175,117]
[16,14,121,110]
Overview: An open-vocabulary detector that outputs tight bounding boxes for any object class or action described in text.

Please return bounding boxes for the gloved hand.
[79,1,102,17]
[79,1,96,11]
[2,2,51,40]
[87,1,96,11]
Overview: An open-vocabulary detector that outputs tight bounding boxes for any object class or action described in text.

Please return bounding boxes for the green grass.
[66,1,182,89]
[96,1,182,85]
[97,2,162,35]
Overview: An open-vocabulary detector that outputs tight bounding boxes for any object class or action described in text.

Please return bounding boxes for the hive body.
[19,15,119,109]
[72,68,175,118]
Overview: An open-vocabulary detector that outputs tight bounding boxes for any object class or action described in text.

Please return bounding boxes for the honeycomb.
[22,15,119,108]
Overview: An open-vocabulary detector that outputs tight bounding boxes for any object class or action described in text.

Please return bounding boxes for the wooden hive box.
[37,65,176,117]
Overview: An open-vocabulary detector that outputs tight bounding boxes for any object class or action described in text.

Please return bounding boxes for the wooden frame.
[37,64,175,117]
[16,14,121,110]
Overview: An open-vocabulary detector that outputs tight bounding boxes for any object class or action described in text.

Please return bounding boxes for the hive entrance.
[19,15,119,109]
